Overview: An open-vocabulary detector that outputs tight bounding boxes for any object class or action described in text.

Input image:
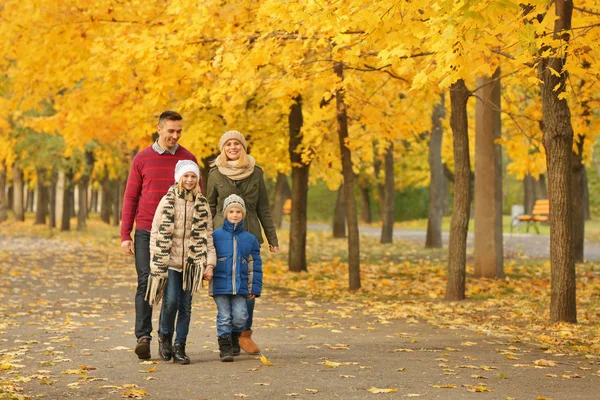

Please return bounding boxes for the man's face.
[157,119,183,150]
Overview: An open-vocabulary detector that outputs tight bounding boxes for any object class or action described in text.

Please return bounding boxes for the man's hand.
[249,294,256,299]
[269,245,279,253]
[121,240,134,255]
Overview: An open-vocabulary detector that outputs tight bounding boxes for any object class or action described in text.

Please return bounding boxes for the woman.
[206,130,278,355]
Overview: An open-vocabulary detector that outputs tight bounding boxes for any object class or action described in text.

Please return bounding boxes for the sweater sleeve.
[256,170,279,247]
[121,156,143,242]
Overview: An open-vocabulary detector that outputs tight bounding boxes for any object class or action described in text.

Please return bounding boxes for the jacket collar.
[223,219,244,233]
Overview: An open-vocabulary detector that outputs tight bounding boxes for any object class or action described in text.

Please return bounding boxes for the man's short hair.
[158,111,183,126]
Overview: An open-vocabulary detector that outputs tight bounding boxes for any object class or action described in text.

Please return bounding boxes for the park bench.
[512,199,549,234]
[282,198,292,215]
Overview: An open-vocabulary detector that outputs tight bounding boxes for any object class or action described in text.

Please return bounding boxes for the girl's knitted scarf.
[213,154,256,181]
[146,185,210,306]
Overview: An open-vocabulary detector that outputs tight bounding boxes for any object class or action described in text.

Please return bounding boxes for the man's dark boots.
[158,334,173,361]
[232,332,241,356]
[218,334,234,362]
[173,342,190,365]
[134,337,151,360]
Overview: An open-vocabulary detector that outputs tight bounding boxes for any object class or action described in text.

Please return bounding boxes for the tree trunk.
[49,170,57,228]
[332,185,346,238]
[537,174,548,199]
[583,168,590,220]
[26,188,35,212]
[0,165,7,222]
[61,170,74,231]
[426,93,445,248]
[334,62,361,290]
[113,180,123,227]
[380,143,395,243]
[474,68,504,278]
[524,174,537,213]
[539,0,576,323]
[287,95,310,273]
[571,135,585,263]
[100,178,112,224]
[12,164,25,222]
[77,179,89,231]
[358,181,372,224]
[445,79,471,301]
[90,188,98,213]
[35,168,48,225]
[272,172,291,229]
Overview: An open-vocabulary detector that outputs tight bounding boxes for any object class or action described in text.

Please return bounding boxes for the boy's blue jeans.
[159,269,193,344]
[213,295,248,337]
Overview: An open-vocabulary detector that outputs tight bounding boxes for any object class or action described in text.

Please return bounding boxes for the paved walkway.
[1,236,598,400]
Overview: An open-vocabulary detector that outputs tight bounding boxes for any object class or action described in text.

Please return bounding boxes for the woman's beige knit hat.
[219,130,247,151]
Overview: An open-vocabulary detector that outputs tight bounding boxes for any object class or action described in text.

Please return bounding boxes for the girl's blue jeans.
[213,294,248,337]
[159,269,192,344]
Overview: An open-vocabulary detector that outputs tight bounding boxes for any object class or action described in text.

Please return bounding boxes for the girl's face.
[226,206,244,223]
[224,139,243,161]
[180,172,198,190]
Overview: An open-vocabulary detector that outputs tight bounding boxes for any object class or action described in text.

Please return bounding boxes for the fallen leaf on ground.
[366,387,397,393]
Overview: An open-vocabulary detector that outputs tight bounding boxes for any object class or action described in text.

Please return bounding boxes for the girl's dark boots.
[232,332,241,356]
[173,342,190,365]
[158,334,173,361]
[218,334,234,362]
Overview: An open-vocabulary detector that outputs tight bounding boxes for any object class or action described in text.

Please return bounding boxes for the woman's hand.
[269,245,279,253]
[249,294,256,299]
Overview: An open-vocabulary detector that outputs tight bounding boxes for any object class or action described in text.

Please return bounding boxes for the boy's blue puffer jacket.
[210,219,262,297]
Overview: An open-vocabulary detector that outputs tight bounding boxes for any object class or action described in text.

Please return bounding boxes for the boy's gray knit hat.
[223,194,246,218]
[174,160,200,183]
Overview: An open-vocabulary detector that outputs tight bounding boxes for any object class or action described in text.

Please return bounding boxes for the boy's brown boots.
[239,330,260,354]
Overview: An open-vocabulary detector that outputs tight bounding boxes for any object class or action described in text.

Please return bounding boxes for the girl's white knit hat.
[219,130,247,151]
[223,194,246,218]
[174,160,200,183]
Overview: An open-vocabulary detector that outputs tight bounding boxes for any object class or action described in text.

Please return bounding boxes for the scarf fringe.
[146,276,168,307]
[183,261,205,293]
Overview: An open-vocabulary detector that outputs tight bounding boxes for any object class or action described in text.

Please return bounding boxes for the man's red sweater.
[120,145,198,242]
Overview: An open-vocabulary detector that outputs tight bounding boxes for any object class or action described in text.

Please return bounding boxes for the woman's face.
[224,139,243,161]
[180,172,198,190]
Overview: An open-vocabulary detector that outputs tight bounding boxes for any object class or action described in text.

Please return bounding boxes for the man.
[121,111,198,360]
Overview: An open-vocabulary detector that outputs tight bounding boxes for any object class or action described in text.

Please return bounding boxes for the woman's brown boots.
[239,330,260,354]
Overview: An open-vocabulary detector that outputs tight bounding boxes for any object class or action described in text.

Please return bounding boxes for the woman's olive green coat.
[206,166,278,247]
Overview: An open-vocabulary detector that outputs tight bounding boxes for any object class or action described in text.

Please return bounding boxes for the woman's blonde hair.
[177,179,200,196]
[217,145,250,168]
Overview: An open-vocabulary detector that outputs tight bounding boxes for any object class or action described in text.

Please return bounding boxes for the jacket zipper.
[232,225,238,295]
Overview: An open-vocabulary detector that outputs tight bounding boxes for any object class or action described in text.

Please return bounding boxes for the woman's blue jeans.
[213,295,248,337]
[159,269,193,344]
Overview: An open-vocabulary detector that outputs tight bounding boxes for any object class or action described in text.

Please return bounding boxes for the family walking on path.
[120,111,277,364]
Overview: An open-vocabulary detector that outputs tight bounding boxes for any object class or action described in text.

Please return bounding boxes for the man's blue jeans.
[159,269,193,344]
[213,295,248,337]
[134,230,152,340]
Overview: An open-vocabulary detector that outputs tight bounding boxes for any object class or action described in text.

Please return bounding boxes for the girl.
[208,194,263,362]
[146,160,216,364]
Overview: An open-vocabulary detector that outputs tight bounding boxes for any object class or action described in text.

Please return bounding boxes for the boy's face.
[226,206,244,223]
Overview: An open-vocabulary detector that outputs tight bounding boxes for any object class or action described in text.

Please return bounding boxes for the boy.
[207,194,262,361]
